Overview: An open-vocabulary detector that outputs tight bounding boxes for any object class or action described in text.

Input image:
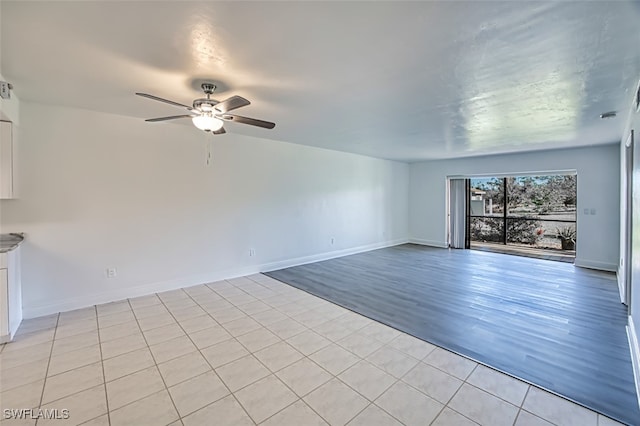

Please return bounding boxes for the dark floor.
[265,244,639,425]
[471,241,575,263]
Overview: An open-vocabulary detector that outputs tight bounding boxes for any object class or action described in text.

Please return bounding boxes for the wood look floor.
[265,244,639,425]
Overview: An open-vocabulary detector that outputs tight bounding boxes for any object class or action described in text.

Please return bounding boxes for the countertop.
[0,233,24,253]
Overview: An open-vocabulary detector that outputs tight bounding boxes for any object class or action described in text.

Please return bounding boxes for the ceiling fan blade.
[212,127,226,135]
[214,96,250,113]
[145,115,194,122]
[221,114,276,129]
[136,93,192,110]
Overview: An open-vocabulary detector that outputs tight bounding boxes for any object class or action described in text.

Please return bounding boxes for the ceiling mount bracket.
[201,83,216,97]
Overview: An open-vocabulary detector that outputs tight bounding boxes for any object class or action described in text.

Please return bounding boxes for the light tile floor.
[0,274,626,426]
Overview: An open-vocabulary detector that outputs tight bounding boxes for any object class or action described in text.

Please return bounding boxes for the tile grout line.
[14,274,610,426]
[225,276,409,425]
[266,254,634,424]
[28,276,608,426]
[511,387,565,426]
[299,321,430,426]
[252,275,469,426]
[434,363,482,426]
[222,277,338,426]
[94,305,111,426]
[189,279,339,424]
[124,297,184,424]
[429,363,480,426]
[21,310,384,426]
[13,293,432,424]
[511,385,532,426]
[34,313,60,426]
[153,289,258,425]
[183,281,318,423]
[234,276,421,425]
[264,278,539,426]
[373,342,448,426]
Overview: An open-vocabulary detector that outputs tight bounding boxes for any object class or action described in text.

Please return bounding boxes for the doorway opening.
[466,175,577,262]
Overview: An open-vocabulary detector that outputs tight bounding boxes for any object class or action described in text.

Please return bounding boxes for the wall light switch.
[590,208,596,215]
[583,208,589,215]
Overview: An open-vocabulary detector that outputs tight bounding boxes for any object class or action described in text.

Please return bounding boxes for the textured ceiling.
[2,1,639,161]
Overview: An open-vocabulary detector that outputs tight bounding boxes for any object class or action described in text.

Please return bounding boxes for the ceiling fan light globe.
[192,115,224,132]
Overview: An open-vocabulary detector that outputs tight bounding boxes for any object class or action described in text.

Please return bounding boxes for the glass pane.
[553,223,576,251]
[469,217,504,243]
[506,218,541,245]
[506,175,577,221]
[469,178,504,218]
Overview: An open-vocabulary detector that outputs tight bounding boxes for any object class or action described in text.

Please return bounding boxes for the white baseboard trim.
[261,238,409,272]
[408,238,448,249]
[627,316,640,411]
[574,258,617,272]
[22,238,409,319]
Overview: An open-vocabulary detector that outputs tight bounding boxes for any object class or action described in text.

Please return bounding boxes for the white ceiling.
[2,1,639,162]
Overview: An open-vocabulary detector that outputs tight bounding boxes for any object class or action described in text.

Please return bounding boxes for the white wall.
[409,144,620,271]
[0,102,409,317]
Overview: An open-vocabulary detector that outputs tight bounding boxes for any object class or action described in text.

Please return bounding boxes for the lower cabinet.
[0,247,22,342]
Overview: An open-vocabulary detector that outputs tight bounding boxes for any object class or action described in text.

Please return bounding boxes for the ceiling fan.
[136,83,275,134]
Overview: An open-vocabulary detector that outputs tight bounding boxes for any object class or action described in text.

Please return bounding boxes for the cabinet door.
[0,120,13,199]
[6,248,22,339]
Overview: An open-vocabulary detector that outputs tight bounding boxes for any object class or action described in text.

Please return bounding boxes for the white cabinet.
[0,247,22,342]
[0,120,15,199]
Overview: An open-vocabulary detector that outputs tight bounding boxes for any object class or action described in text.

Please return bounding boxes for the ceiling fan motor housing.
[193,98,218,111]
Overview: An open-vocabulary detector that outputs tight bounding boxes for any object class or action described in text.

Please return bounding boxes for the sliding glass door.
[467,175,577,260]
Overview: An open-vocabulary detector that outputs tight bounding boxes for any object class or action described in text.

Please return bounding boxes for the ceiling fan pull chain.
[206,138,214,166]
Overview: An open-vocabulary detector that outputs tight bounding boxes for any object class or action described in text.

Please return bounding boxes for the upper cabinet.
[0,120,14,199]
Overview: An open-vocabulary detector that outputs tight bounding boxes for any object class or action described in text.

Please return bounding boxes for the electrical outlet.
[0,82,10,99]
[105,268,117,278]
[330,237,335,245]
[249,248,256,257]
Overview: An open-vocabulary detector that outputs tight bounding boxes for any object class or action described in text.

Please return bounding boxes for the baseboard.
[408,238,448,249]
[22,266,262,319]
[261,238,409,272]
[22,238,409,318]
[627,316,640,411]
[574,258,617,272]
